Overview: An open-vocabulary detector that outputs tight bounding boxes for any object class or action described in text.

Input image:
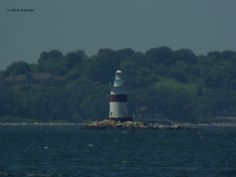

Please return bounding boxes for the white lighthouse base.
[109,102,132,122]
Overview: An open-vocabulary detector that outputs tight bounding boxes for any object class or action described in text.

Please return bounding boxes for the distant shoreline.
[1,122,236,128]
[0,122,86,126]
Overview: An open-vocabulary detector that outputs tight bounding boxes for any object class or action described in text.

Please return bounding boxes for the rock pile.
[86,119,196,130]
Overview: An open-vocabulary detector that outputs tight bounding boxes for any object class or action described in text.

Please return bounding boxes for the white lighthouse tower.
[109,70,132,122]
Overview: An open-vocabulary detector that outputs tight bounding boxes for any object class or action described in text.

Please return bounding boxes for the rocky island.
[86,119,197,130]
[85,70,198,130]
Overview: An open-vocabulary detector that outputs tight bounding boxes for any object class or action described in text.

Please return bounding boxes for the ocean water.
[0,126,235,177]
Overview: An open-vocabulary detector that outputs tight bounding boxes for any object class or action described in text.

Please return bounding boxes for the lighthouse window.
[110,112,112,116]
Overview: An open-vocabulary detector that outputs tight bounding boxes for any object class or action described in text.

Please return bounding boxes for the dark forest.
[1,47,236,122]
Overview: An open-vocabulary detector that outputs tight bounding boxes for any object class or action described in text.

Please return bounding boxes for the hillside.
[0,47,236,122]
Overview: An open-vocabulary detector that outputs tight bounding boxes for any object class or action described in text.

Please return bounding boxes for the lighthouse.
[109,70,132,122]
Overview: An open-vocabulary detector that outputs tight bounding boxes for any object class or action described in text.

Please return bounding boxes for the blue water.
[0,126,235,177]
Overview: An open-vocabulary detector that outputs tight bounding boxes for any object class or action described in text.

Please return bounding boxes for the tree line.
[0,47,236,122]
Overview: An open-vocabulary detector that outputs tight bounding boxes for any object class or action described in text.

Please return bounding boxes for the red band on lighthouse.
[110,94,127,102]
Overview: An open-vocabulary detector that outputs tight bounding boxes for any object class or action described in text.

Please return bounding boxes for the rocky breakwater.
[86,119,197,130]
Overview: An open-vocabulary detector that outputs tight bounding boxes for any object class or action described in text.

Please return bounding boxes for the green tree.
[145,46,175,66]
[64,50,85,69]
[38,50,66,75]
[174,49,197,64]
[5,61,31,76]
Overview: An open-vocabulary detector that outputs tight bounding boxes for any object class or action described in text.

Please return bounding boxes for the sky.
[0,0,236,70]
